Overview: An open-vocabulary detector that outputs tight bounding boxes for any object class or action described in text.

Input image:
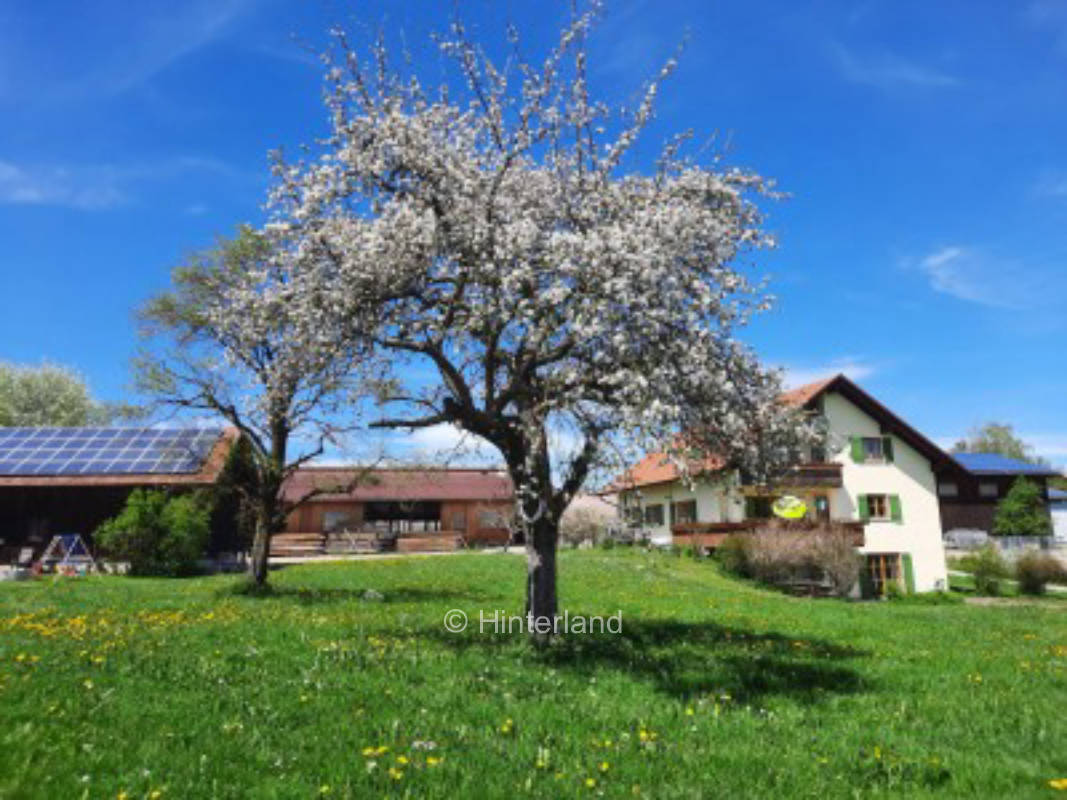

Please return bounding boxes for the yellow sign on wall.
[772,495,808,520]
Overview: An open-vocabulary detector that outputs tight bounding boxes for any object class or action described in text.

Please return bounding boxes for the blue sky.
[1,0,1065,466]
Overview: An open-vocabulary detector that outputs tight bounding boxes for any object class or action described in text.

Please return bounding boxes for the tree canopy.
[257,6,818,629]
[992,477,1052,537]
[0,361,134,427]
[952,422,1050,467]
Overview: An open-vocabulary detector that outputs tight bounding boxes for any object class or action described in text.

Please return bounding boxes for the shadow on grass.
[427,617,869,704]
[215,580,493,605]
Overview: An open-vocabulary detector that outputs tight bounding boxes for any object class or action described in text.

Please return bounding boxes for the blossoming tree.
[135,226,374,585]
[270,6,818,634]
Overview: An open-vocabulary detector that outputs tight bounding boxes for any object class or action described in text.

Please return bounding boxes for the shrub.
[1015,551,1065,596]
[970,544,1010,596]
[715,534,751,577]
[743,521,860,598]
[598,537,616,551]
[95,489,212,576]
[993,477,1052,537]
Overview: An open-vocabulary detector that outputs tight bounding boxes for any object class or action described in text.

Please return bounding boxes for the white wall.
[631,475,744,546]
[822,393,949,592]
[1052,503,1067,542]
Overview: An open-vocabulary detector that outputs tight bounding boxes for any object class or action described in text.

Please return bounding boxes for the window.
[322,511,357,533]
[479,509,509,529]
[866,494,889,520]
[859,493,902,522]
[851,436,894,464]
[979,482,999,499]
[938,482,959,498]
[810,443,827,463]
[671,500,698,525]
[865,553,902,597]
[643,504,665,526]
[745,496,774,520]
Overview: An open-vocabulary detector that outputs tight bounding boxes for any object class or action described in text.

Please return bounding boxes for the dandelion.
[426,756,442,767]
[117,792,128,800]
[82,679,94,691]
[685,707,695,716]
[318,785,332,795]
[499,718,515,735]
[387,767,404,781]
[599,761,610,772]
[585,777,597,788]
[396,755,409,765]
[1051,778,1067,791]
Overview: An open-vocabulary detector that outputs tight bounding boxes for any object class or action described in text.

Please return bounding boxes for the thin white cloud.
[831,41,959,90]
[909,246,1061,310]
[782,359,877,389]
[0,156,237,211]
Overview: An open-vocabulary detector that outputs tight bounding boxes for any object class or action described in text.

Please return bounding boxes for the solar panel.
[0,428,223,477]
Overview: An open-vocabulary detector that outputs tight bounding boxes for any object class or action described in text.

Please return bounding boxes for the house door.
[812,494,830,522]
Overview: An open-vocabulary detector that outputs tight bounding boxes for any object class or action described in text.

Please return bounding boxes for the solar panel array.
[0,428,223,477]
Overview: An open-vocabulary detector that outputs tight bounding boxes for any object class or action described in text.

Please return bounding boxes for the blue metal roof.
[952,452,1058,476]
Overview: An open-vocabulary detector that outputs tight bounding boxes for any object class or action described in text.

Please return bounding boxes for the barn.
[276,467,515,555]
[0,427,240,563]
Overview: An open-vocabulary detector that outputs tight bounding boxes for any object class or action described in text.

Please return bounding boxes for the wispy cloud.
[830,41,959,90]
[782,359,877,389]
[0,156,238,210]
[0,0,251,105]
[909,246,1053,310]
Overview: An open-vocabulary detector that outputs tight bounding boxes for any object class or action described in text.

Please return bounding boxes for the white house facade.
[617,374,951,595]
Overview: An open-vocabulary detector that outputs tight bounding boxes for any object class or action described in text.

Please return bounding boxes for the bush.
[993,477,1052,537]
[598,537,616,551]
[743,521,861,597]
[95,489,212,576]
[970,545,1010,596]
[1015,551,1065,596]
[715,534,751,577]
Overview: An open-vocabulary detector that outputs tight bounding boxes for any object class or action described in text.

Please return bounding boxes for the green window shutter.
[889,494,903,523]
[850,436,865,463]
[902,553,915,594]
[858,494,870,522]
[859,560,875,599]
[883,437,894,463]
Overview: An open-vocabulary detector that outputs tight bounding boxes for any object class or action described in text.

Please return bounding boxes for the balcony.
[671,519,865,551]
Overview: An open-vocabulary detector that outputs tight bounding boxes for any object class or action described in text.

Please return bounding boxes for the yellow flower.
[599,761,610,772]
[318,785,332,795]
[396,755,409,765]
[426,756,442,767]
[117,792,128,800]
[387,767,404,781]
[82,679,94,691]
[873,746,882,760]
[585,777,597,788]
[685,707,695,716]
[149,791,162,800]
[1051,778,1067,791]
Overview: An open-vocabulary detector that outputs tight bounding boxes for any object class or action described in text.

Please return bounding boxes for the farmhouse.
[0,426,241,562]
[276,467,515,555]
[615,374,952,594]
[935,452,1059,537]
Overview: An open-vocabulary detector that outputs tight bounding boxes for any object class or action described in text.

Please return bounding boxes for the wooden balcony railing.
[671,519,865,551]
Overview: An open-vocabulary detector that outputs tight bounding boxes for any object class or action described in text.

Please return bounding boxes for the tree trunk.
[249,514,271,585]
[526,513,559,645]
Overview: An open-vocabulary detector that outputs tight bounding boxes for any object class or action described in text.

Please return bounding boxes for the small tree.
[270,6,819,637]
[135,226,375,585]
[95,489,211,576]
[993,477,1052,538]
[0,361,138,426]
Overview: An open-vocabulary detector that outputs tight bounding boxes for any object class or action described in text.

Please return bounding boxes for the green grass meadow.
[2,550,1067,798]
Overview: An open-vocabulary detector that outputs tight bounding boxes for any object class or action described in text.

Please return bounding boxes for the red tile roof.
[282,467,514,503]
[612,450,725,490]
[780,376,837,408]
